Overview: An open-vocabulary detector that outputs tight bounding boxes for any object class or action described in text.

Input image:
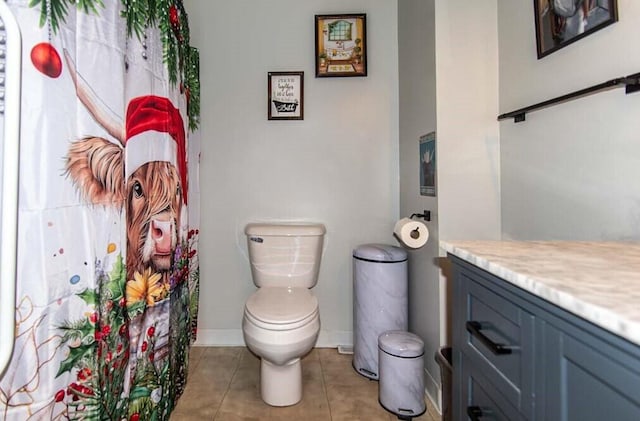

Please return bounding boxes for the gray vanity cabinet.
[541,321,640,420]
[450,255,640,421]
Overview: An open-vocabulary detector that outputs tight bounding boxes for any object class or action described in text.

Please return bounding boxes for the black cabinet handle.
[467,406,484,420]
[466,321,513,355]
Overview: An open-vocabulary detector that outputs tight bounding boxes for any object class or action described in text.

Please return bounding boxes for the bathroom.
[191,0,640,413]
[2,0,640,419]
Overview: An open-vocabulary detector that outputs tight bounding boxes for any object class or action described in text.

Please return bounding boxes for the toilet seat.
[245,287,319,331]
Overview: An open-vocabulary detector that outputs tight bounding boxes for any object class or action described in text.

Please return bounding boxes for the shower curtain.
[0,1,200,419]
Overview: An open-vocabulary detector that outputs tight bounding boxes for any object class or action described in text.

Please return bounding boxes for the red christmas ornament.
[169,5,179,29]
[30,43,62,78]
[54,389,65,402]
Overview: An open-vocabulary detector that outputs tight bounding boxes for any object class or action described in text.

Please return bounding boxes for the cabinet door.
[543,323,640,421]
[454,267,535,417]
[456,353,525,421]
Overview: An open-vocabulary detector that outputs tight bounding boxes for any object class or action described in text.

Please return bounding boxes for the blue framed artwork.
[419,132,436,196]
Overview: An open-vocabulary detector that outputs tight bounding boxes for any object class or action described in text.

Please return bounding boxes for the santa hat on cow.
[125,95,188,204]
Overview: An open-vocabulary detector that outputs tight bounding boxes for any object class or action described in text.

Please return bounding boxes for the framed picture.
[268,71,304,120]
[419,132,436,197]
[534,0,618,58]
[315,14,367,77]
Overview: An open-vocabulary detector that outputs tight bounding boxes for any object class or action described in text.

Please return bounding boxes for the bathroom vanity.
[441,241,640,421]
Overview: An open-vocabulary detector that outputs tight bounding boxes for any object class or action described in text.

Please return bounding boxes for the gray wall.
[432,0,501,411]
[435,0,501,243]
[499,0,640,240]
[398,0,501,411]
[186,0,399,346]
[398,0,440,407]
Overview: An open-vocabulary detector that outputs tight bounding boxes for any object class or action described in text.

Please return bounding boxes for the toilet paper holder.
[410,210,431,222]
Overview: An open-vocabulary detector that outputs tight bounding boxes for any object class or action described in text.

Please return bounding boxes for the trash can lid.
[353,244,407,263]
[378,331,424,358]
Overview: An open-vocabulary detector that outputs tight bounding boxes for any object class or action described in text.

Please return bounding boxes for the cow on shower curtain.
[0,1,200,419]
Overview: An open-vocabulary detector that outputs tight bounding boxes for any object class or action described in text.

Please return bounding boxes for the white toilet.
[242,222,326,407]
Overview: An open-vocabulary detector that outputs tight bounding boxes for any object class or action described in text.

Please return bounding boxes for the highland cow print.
[66,143,182,280]
[126,161,182,277]
[63,52,187,368]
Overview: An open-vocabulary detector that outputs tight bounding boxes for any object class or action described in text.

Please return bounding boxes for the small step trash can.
[435,346,452,421]
[353,244,408,380]
[378,331,426,420]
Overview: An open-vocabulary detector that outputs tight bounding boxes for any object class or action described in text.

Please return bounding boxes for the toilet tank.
[245,223,326,288]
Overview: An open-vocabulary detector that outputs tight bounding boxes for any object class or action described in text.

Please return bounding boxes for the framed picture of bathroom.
[268,71,304,120]
[315,14,367,77]
[534,0,618,58]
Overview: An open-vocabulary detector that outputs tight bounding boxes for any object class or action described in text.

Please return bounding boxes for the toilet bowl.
[243,287,320,406]
[241,222,326,407]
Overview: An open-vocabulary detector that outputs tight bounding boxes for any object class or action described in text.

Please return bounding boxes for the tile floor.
[171,347,442,421]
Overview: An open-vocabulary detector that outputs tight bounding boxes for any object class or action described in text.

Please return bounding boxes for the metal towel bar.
[498,72,640,123]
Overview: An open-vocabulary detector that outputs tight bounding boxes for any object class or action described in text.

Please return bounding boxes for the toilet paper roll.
[393,218,429,249]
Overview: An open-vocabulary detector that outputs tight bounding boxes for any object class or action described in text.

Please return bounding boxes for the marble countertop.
[441,241,640,347]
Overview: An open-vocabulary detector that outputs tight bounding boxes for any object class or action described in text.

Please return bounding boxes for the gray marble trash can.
[353,244,408,380]
[378,331,426,420]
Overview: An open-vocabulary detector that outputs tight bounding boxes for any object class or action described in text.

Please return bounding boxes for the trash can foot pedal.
[397,408,415,420]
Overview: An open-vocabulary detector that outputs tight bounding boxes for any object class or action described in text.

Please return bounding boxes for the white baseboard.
[194,328,441,416]
[193,329,244,346]
[193,329,353,348]
[424,366,443,415]
[316,330,353,348]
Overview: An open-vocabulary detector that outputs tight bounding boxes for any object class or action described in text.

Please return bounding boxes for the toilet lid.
[245,287,318,326]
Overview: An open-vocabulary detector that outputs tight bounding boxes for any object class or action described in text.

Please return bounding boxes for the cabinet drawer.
[459,353,524,421]
[455,270,535,416]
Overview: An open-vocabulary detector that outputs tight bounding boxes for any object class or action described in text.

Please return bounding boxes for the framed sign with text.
[268,71,304,120]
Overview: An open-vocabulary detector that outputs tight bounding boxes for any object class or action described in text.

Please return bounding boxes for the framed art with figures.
[315,14,367,77]
[534,0,618,58]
